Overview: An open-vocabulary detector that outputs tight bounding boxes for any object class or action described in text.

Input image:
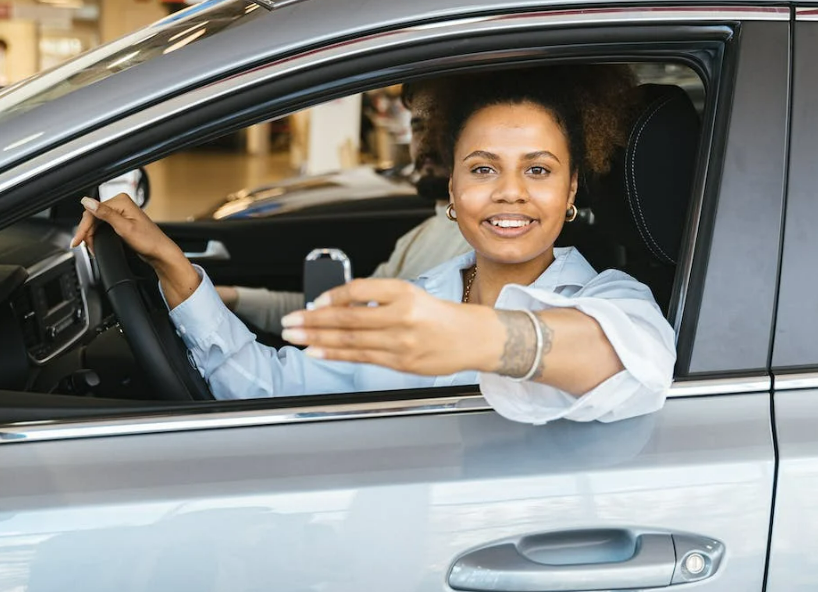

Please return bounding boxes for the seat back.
[590,84,701,313]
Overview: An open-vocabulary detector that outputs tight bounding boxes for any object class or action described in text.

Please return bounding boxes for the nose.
[491,171,529,204]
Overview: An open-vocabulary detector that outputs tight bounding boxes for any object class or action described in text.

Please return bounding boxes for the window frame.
[0,7,786,437]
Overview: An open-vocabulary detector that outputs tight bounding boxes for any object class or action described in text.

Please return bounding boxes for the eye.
[527,166,551,176]
[471,166,495,175]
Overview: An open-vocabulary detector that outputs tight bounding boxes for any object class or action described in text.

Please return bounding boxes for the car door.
[765,8,818,591]
[0,3,787,591]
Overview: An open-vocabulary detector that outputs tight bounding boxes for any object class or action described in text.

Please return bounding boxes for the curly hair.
[569,64,637,175]
[442,64,637,177]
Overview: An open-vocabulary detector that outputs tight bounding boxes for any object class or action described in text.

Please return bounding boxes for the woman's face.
[449,102,578,266]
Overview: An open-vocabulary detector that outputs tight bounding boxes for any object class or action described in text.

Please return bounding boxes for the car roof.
[0,0,789,175]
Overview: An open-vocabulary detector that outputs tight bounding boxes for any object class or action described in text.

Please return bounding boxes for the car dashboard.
[0,219,120,397]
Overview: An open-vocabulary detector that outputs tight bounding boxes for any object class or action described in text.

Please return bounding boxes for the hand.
[72,195,174,261]
[278,278,505,376]
[71,195,201,309]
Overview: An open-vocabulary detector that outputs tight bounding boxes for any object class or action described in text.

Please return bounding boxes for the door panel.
[0,394,773,591]
[772,19,818,369]
[765,391,818,591]
[160,204,432,291]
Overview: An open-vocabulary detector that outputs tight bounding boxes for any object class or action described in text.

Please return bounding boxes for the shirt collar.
[417,247,597,300]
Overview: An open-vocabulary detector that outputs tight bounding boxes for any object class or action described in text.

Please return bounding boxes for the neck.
[470,249,555,307]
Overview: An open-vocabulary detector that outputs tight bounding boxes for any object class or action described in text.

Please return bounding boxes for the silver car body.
[205,166,415,219]
[0,0,812,590]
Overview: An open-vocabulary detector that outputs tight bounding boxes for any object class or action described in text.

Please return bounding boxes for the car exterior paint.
[0,1,813,590]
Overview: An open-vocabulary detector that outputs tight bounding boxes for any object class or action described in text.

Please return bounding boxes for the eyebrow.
[523,150,561,163]
[462,150,561,163]
[463,150,500,162]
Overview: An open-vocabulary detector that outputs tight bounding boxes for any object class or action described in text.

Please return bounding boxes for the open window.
[0,17,726,423]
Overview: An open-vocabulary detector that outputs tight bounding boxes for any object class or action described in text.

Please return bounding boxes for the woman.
[71,70,675,425]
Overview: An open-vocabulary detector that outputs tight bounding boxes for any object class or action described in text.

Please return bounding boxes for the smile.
[490,218,532,228]
[483,215,538,237]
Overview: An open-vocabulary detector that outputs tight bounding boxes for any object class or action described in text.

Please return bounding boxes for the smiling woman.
[70,64,676,425]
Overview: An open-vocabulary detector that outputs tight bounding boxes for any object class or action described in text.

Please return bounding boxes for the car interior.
[0,60,703,417]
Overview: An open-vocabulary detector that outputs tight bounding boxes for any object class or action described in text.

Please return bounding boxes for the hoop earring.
[446,203,457,221]
[565,204,578,223]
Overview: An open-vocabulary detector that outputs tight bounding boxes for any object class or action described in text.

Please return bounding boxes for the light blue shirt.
[167,247,676,425]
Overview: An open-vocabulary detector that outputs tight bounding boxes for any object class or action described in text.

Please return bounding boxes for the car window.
[0,56,708,410]
[145,61,702,338]
[146,66,704,223]
[144,89,419,222]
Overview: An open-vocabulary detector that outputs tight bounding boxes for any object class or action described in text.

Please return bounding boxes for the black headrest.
[593,84,700,266]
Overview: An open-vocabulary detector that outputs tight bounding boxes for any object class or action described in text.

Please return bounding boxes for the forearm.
[152,246,202,309]
[476,307,623,395]
[234,288,304,334]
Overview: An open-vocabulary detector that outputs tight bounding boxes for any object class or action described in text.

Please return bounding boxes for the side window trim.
[771,14,818,384]
[0,376,773,444]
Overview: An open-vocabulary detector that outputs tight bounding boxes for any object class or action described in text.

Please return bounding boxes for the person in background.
[215,79,471,335]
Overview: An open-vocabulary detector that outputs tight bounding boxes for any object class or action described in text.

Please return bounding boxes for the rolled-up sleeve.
[479,270,676,425]
[165,266,358,400]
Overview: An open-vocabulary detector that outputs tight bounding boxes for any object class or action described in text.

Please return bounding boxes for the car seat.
[587,83,701,314]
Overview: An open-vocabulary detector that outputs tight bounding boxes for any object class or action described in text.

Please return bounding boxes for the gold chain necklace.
[462,265,478,303]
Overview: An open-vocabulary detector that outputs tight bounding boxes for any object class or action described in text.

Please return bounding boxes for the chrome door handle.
[183,240,231,261]
[448,530,724,592]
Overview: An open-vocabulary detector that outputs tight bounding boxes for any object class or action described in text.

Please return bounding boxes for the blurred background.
[0,0,703,223]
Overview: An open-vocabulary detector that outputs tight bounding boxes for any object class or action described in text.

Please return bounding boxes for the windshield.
[0,0,264,125]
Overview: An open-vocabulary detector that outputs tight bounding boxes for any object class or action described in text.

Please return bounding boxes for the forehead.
[461,102,565,140]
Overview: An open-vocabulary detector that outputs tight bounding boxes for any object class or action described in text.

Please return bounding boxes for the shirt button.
[178,325,186,335]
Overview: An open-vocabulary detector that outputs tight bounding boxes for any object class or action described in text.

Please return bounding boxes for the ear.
[568,170,579,205]
[448,176,454,202]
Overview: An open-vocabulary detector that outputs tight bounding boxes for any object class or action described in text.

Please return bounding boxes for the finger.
[83,197,131,232]
[281,327,399,351]
[315,278,415,308]
[286,303,397,330]
[70,209,97,248]
[305,346,401,369]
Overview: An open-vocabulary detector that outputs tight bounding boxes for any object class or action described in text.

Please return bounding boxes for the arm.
[71,196,200,309]
[280,273,675,423]
[171,268,358,399]
[488,307,623,394]
[71,195,358,400]
[281,288,623,392]
[218,286,305,334]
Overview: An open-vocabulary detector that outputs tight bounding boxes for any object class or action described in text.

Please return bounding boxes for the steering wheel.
[93,223,214,401]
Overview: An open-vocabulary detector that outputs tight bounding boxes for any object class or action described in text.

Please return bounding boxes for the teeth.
[490,219,531,228]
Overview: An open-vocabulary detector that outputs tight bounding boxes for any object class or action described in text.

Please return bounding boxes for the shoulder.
[577,268,657,302]
[413,251,476,298]
[504,247,659,310]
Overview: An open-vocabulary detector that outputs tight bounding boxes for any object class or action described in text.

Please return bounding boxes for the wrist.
[457,304,507,373]
[154,249,201,309]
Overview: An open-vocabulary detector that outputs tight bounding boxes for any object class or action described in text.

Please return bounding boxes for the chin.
[481,248,548,266]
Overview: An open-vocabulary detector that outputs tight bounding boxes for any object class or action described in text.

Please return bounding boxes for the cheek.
[528,179,572,213]
[451,180,489,215]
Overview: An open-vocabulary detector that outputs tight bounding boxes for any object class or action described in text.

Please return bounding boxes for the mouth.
[483,214,538,236]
